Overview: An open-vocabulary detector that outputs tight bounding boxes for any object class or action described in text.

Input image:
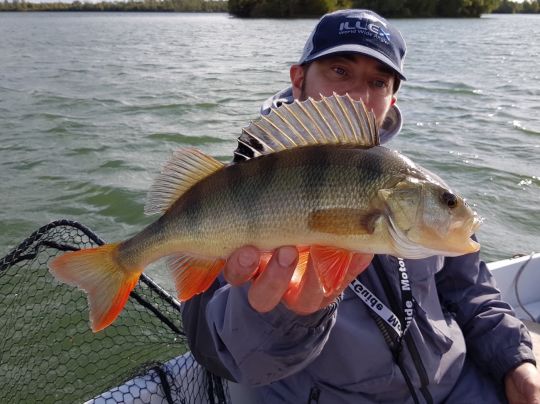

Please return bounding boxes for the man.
[182,9,540,403]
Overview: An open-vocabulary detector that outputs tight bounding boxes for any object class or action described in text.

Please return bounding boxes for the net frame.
[0,220,229,403]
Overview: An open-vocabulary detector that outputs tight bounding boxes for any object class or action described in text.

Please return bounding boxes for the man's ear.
[290,64,305,99]
[391,95,397,106]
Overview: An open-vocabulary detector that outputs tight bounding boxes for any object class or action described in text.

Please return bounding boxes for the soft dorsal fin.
[145,148,224,215]
[237,93,379,159]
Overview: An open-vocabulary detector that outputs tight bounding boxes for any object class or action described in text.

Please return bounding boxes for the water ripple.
[1,13,539,262]
[148,132,227,144]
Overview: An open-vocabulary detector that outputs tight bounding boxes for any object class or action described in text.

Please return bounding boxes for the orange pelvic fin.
[167,254,225,301]
[310,245,353,296]
[257,251,273,278]
[289,246,310,288]
[48,243,142,332]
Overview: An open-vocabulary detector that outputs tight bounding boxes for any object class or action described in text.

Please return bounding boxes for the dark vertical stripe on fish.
[178,179,204,238]
[354,147,386,190]
[300,146,329,211]
[247,154,279,237]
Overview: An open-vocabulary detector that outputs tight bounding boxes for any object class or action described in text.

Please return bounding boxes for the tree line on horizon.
[1,0,539,15]
[493,0,540,13]
[0,0,227,12]
[227,0,540,17]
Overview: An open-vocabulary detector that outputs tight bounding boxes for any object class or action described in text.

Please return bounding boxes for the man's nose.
[345,85,369,104]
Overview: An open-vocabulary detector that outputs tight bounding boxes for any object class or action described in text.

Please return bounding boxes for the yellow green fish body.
[49,94,481,332]
[121,145,477,263]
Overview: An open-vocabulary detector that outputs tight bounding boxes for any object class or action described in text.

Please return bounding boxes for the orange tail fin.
[48,243,142,332]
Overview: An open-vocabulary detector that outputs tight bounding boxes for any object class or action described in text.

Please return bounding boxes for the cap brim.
[302,44,406,81]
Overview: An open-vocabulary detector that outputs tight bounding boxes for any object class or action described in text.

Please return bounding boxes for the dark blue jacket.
[182,251,534,403]
[181,91,535,403]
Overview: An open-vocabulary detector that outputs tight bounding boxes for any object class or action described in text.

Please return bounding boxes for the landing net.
[0,220,228,403]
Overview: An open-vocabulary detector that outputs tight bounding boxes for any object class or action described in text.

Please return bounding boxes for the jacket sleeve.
[435,246,536,381]
[180,280,236,380]
[181,277,338,386]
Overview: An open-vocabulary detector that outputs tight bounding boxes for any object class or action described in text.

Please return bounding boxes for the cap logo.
[338,16,391,44]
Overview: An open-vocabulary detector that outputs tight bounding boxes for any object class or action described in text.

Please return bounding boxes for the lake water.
[0,12,539,263]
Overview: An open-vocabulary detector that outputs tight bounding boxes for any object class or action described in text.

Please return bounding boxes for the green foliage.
[228,0,353,18]
[0,0,228,12]
[522,0,540,12]
[493,0,540,13]
[1,0,539,16]
[250,0,293,18]
[227,0,256,17]
[435,0,501,17]
[227,0,514,18]
[403,0,436,17]
[351,0,403,18]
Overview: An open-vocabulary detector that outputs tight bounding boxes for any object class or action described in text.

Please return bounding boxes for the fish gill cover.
[0,220,229,403]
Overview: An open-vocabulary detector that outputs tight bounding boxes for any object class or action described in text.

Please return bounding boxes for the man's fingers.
[226,246,373,315]
[283,256,325,314]
[248,246,298,312]
[224,245,261,286]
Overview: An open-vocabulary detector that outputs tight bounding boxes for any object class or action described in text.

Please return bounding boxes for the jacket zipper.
[307,386,320,403]
[404,331,433,403]
[369,312,420,404]
[373,256,434,404]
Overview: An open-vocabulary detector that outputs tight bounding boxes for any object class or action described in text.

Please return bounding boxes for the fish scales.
[119,145,405,269]
[48,94,481,332]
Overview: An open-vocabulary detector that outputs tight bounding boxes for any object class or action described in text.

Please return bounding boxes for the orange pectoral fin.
[167,255,225,301]
[309,245,353,297]
[48,243,142,332]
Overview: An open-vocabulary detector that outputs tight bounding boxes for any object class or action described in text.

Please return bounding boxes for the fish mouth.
[465,238,481,253]
[449,214,482,254]
[387,213,483,259]
[467,213,483,235]
[462,214,483,253]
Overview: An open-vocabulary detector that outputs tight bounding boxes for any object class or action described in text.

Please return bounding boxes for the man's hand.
[224,245,373,315]
[505,362,540,404]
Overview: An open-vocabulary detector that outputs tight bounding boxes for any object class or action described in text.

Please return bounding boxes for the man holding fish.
[48,8,540,404]
[181,9,540,404]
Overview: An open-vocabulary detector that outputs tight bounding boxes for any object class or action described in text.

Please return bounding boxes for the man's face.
[290,54,397,128]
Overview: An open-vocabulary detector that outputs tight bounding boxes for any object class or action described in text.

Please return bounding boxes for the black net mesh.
[0,220,229,403]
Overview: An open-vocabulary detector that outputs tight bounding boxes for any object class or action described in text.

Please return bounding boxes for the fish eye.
[441,191,458,209]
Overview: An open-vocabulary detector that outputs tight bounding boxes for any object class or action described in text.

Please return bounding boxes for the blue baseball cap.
[299,9,407,81]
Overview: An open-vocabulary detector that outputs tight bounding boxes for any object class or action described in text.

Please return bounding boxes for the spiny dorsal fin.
[237,93,379,159]
[145,148,224,215]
